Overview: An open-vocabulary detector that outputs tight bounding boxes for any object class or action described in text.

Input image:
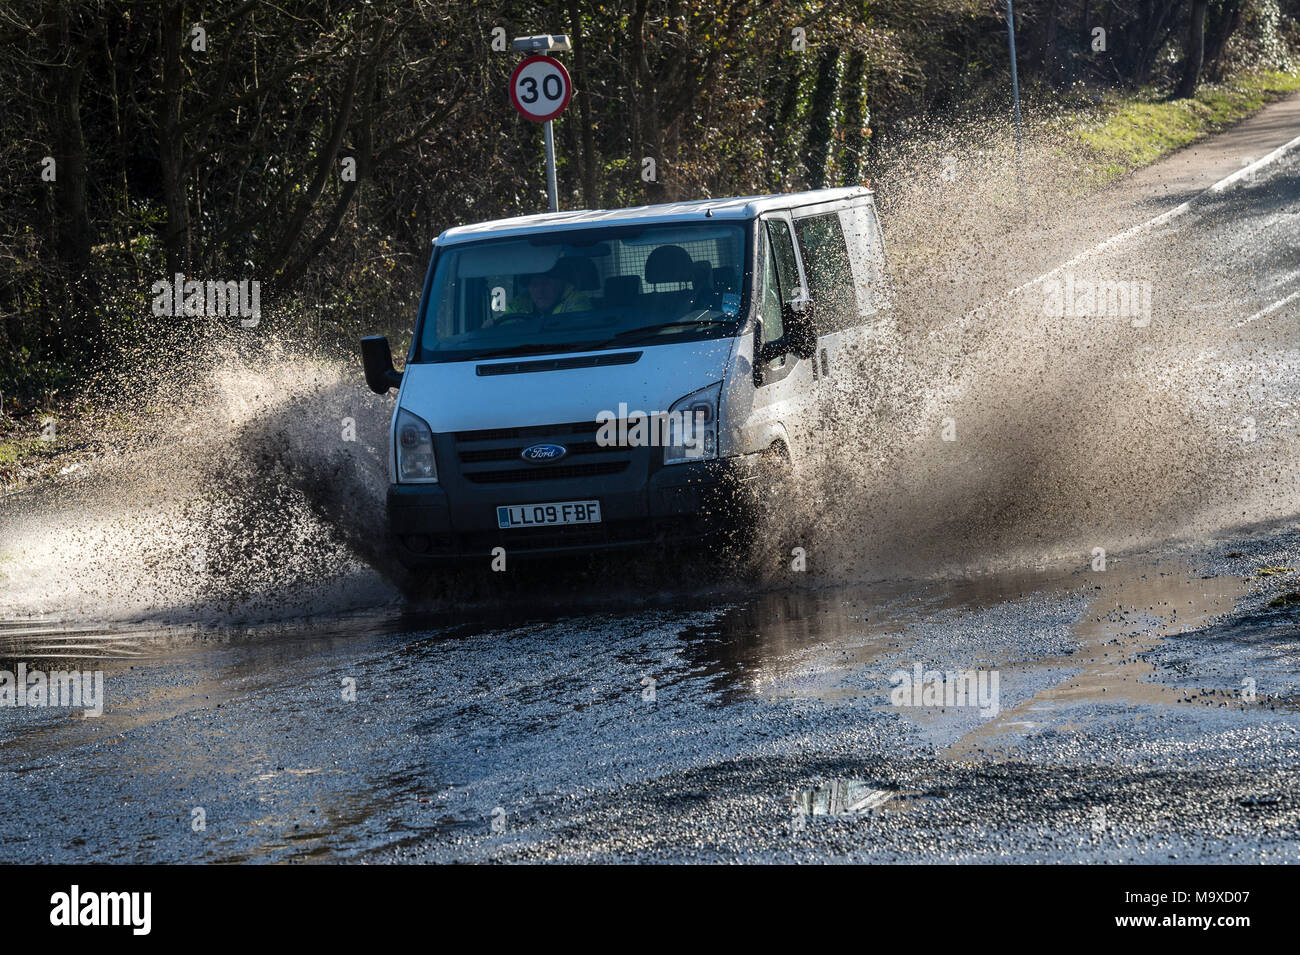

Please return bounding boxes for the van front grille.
[451,418,637,485]
[459,441,607,464]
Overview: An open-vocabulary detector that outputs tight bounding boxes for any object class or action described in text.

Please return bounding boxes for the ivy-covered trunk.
[803,47,841,190]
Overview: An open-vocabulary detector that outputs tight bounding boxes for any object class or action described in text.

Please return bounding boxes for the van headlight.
[663,382,720,466]
[396,407,438,482]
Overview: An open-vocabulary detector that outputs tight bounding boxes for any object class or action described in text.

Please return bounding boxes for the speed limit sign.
[509,54,572,123]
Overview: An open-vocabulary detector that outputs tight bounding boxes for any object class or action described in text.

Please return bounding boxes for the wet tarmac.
[1,528,1297,863]
[2,116,1299,865]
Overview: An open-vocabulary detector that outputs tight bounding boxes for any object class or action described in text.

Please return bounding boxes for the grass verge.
[1073,69,1300,182]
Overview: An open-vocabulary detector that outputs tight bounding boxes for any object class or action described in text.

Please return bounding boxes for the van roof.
[435,186,873,245]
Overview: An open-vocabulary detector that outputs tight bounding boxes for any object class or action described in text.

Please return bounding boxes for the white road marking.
[1004,200,1192,300]
[1208,133,1300,194]
[949,131,1300,330]
[1236,287,1300,328]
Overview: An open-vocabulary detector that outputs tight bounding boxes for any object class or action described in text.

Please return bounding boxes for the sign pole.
[543,120,558,213]
[543,54,559,213]
[1006,0,1023,199]
[1007,0,1023,154]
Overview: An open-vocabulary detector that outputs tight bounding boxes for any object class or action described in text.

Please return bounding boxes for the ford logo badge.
[520,443,567,464]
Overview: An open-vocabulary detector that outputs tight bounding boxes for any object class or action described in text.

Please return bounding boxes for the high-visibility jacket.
[505,285,591,316]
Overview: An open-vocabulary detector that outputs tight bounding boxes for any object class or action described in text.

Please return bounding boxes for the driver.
[484,260,590,327]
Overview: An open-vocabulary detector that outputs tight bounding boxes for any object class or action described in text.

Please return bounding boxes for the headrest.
[644,245,695,285]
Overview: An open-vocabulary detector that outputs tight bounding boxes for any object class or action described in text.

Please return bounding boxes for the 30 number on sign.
[509,55,572,122]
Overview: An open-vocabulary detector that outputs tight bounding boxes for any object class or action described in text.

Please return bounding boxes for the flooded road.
[2,113,1300,865]
[2,535,1298,863]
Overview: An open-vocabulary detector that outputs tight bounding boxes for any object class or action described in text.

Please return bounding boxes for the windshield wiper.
[591,318,734,348]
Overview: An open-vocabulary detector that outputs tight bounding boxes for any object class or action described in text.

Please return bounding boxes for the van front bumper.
[387,453,762,563]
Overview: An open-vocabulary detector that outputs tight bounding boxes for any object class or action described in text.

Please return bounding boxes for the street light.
[1006,1,1023,199]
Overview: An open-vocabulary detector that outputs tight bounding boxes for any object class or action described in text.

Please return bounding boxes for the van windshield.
[415,222,748,363]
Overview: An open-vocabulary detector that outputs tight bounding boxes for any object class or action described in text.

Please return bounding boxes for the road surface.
[1,100,1298,863]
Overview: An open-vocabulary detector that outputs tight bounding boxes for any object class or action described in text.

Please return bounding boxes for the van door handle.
[819,348,830,377]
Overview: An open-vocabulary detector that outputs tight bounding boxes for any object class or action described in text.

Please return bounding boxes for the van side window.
[793,213,857,333]
[757,229,784,351]
[839,204,887,317]
[766,219,802,301]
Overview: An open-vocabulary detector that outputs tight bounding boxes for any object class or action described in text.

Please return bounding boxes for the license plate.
[497,500,602,529]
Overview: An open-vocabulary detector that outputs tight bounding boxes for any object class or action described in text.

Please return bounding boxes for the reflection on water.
[944,564,1252,760]
[792,779,897,817]
[681,566,1096,702]
[0,554,1264,862]
[682,559,1255,762]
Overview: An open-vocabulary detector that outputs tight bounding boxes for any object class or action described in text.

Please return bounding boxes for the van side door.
[793,202,890,418]
[744,212,819,470]
[791,208,856,431]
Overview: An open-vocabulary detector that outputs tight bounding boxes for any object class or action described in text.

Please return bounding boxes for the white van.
[362,186,893,566]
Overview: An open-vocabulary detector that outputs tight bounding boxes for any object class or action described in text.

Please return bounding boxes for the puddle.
[942,563,1252,760]
[680,558,1256,762]
[792,779,898,818]
[681,567,1091,702]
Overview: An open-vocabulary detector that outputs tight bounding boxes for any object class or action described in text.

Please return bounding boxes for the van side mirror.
[361,335,403,394]
[758,321,818,366]
[780,298,818,360]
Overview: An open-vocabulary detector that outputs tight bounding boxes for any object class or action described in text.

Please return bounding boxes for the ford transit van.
[361,186,893,567]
